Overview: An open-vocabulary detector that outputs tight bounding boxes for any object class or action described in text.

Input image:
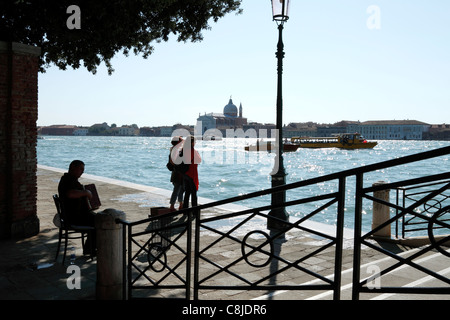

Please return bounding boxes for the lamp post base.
[268,171,289,231]
[267,211,290,231]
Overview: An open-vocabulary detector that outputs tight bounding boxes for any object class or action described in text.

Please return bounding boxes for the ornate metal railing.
[352,147,450,299]
[191,176,347,300]
[119,211,193,299]
[118,176,347,300]
[118,145,450,300]
[394,180,450,238]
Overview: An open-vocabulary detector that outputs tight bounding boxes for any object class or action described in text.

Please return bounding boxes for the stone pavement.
[0,165,448,301]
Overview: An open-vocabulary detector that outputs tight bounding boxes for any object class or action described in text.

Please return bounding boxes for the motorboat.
[292,133,377,149]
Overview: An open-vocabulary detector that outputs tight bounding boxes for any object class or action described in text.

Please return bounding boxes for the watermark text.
[67,5,81,30]
[367,5,381,30]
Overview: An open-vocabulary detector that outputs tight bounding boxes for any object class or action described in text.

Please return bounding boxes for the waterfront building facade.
[348,120,430,140]
[73,128,88,136]
[118,126,137,136]
[197,98,248,135]
[424,124,450,140]
[40,125,78,135]
[283,122,317,138]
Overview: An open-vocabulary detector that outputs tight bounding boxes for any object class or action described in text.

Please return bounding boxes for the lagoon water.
[37,136,449,233]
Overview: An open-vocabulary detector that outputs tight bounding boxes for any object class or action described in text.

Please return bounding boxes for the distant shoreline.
[37,120,450,141]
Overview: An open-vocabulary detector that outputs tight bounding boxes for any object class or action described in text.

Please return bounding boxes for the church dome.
[223,98,238,117]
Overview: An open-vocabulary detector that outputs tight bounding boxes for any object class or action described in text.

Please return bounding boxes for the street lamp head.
[271,0,290,23]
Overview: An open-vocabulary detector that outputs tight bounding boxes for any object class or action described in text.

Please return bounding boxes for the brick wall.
[0,42,41,239]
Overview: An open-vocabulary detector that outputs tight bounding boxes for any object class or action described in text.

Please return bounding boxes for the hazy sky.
[37,1,450,128]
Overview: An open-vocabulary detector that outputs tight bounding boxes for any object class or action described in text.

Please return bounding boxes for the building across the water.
[347,120,430,140]
[196,97,248,135]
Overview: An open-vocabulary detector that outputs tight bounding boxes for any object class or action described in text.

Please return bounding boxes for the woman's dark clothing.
[183,175,198,208]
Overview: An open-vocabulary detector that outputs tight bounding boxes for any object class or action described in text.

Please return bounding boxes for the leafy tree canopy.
[1,0,242,74]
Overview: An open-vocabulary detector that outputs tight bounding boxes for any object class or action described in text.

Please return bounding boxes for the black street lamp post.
[268,0,290,231]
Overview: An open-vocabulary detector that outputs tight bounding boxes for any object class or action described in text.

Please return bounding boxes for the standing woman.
[169,136,184,211]
[182,136,201,209]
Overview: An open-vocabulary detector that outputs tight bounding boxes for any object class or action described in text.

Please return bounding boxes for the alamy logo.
[66,265,81,289]
[366,264,381,289]
[170,123,281,172]
[67,5,81,30]
[367,5,381,30]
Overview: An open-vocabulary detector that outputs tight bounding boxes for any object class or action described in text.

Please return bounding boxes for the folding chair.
[53,194,95,264]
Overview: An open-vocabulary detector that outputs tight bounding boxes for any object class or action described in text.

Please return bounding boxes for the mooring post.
[372,181,391,238]
[95,208,126,300]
